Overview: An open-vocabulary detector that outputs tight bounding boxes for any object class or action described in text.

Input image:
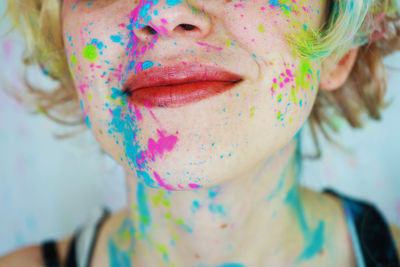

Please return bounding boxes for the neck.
[118,136,311,266]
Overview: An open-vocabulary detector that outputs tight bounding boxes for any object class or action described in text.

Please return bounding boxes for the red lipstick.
[123,64,243,108]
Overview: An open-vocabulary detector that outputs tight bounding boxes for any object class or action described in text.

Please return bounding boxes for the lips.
[122,64,243,108]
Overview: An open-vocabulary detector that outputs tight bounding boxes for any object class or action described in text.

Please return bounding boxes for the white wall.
[0,1,399,256]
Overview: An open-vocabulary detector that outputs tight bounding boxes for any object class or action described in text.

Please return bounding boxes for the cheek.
[268,59,319,128]
[63,13,131,121]
[223,0,321,124]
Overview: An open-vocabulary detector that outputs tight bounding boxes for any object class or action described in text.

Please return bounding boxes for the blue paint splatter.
[285,187,325,262]
[137,181,151,237]
[142,61,154,70]
[266,155,293,201]
[166,0,183,6]
[110,34,122,43]
[191,200,201,214]
[108,104,157,188]
[209,203,226,216]
[108,238,132,267]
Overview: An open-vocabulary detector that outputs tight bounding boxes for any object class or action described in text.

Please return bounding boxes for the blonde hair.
[4,0,400,155]
[6,0,81,125]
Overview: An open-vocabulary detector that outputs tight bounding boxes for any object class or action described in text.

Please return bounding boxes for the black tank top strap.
[41,240,61,267]
[64,208,110,267]
[40,208,110,267]
[65,235,78,267]
[324,188,400,267]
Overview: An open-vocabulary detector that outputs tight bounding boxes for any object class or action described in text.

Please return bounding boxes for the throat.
[113,138,318,266]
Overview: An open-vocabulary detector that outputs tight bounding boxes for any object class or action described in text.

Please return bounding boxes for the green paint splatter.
[83,44,98,61]
[70,54,78,65]
[250,106,255,117]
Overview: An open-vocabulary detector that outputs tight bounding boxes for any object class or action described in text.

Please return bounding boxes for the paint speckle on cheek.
[83,44,98,61]
[146,129,178,161]
[166,0,183,6]
[269,58,317,126]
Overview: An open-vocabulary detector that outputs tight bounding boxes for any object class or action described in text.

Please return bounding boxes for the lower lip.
[128,81,241,108]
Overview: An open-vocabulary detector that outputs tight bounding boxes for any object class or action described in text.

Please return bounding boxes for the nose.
[132,0,211,41]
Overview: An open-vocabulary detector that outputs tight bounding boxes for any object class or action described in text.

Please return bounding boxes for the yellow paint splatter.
[250,106,255,117]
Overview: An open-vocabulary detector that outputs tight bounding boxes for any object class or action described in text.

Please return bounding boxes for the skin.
[1,0,399,266]
[59,0,393,266]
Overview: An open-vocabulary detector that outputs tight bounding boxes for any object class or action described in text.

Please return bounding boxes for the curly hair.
[306,0,400,157]
[5,0,81,126]
[4,0,400,156]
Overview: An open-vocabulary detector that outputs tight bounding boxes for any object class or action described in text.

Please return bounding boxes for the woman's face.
[62,0,327,190]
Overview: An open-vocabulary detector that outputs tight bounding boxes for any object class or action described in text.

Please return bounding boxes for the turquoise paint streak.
[191,200,201,214]
[208,203,226,216]
[166,0,182,5]
[108,218,136,267]
[109,103,157,188]
[208,186,220,199]
[285,187,325,262]
[137,181,151,236]
[108,238,132,267]
[267,132,302,201]
[266,159,291,201]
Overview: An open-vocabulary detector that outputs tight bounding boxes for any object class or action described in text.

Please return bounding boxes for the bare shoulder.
[0,244,43,267]
[0,236,72,267]
[389,224,400,258]
[300,187,357,267]
[90,209,128,267]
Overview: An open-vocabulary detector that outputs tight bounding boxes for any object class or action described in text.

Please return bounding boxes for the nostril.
[143,26,157,35]
[179,24,196,31]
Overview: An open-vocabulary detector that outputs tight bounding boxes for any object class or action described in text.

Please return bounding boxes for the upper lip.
[123,63,243,91]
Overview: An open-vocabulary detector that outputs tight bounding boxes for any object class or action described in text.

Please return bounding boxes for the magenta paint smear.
[149,21,169,35]
[131,103,143,121]
[196,42,223,52]
[147,129,179,161]
[270,66,295,97]
[188,183,201,189]
[154,171,175,190]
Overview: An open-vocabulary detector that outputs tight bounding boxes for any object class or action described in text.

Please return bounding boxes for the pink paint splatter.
[154,171,175,191]
[133,103,143,121]
[196,42,223,52]
[178,184,185,190]
[188,183,201,189]
[144,101,159,122]
[78,83,89,94]
[147,129,178,161]
[149,21,168,35]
